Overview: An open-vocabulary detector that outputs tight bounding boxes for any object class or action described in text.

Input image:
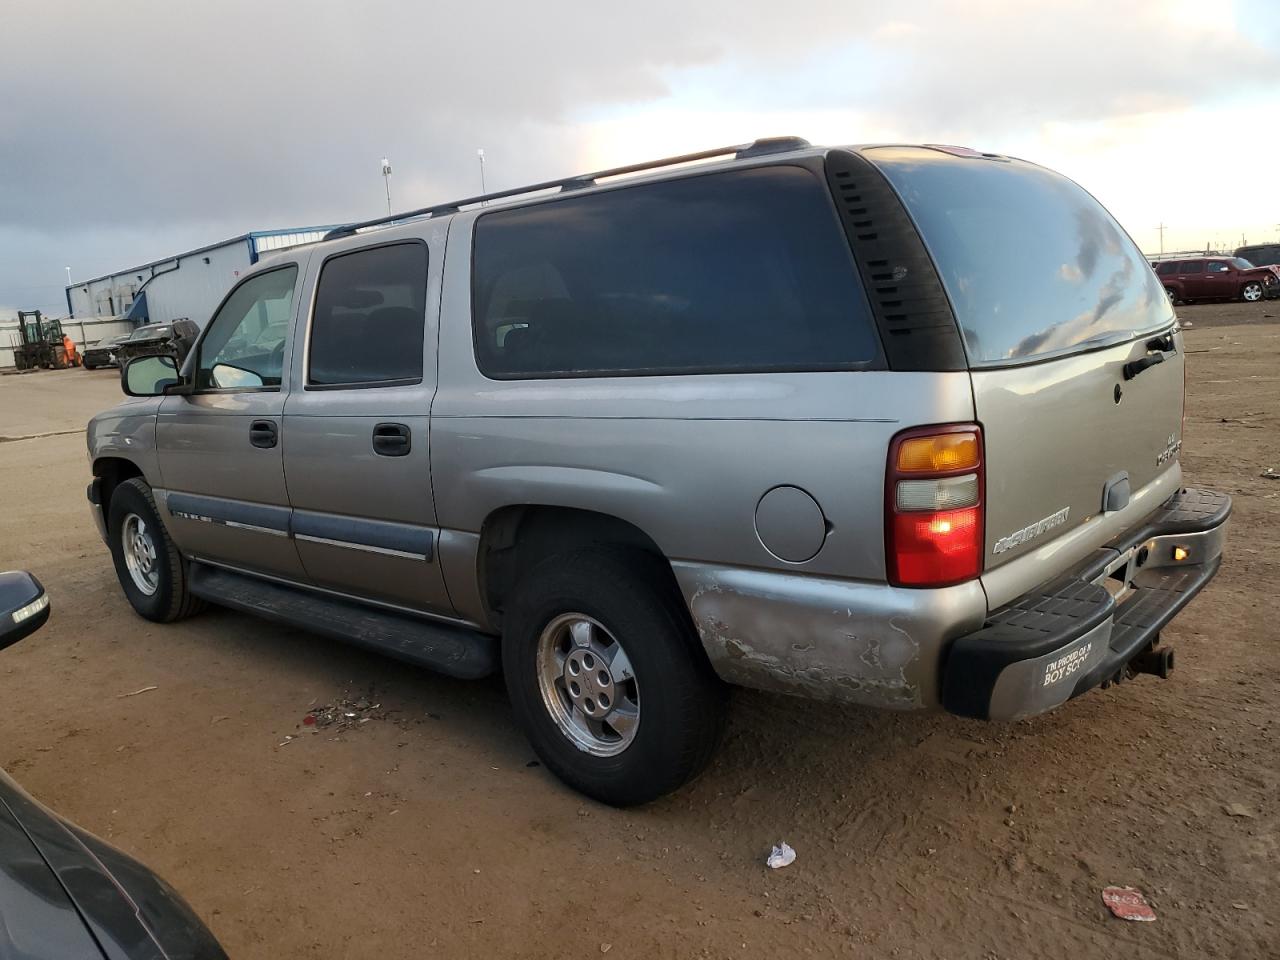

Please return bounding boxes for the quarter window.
[471,165,878,378]
[308,242,428,386]
[1155,262,1177,276]
[198,266,298,390]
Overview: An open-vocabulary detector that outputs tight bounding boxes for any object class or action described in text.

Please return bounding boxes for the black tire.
[107,477,205,622]
[1164,286,1178,305]
[503,547,726,806]
[1241,281,1264,303]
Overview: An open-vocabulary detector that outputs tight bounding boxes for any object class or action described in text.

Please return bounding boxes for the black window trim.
[303,237,430,392]
[189,262,301,396]
[467,158,886,382]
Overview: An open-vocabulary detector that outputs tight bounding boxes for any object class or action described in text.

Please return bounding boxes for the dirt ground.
[0,301,1276,959]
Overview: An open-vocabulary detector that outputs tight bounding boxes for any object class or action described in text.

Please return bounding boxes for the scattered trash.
[1222,802,1257,819]
[766,842,796,869]
[600,943,612,954]
[1101,886,1156,922]
[116,685,158,698]
[303,693,385,732]
[210,715,230,725]
[1261,468,1280,481]
[1232,902,1250,911]
[278,735,295,747]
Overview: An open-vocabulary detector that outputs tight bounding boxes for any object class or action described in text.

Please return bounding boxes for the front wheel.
[503,548,726,806]
[107,478,204,622]
[1242,281,1264,303]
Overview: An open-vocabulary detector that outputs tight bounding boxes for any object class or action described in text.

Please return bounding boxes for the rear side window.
[1181,261,1204,274]
[309,242,428,386]
[867,147,1170,366]
[471,165,878,378]
[1155,262,1177,276]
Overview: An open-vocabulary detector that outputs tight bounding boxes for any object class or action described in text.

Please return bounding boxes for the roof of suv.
[315,138,1019,247]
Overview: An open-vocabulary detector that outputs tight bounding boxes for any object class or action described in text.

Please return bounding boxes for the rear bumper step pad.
[943,487,1231,721]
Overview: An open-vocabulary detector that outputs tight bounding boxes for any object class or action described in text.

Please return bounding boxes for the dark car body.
[1153,256,1280,303]
[113,321,200,367]
[0,769,227,960]
[81,335,131,371]
[1234,242,1280,268]
[0,571,226,960]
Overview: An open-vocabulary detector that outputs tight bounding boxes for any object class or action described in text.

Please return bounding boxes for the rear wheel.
[1164,286,1178,304]
[502,548,726,806]
[107,478,204,622]
[1242,281,1264,302]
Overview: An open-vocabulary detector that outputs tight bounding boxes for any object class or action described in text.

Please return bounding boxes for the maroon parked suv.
[1153,256,1279,304]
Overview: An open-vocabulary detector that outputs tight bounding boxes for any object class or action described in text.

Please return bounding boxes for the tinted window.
[198,266,298,389]
[1237,245,1280,266]
[1206,261,1230,274]
[1156,262,1177,276]
[309,243,428,386]
[868,147,1169,365]
[472,165,877,378]
[1181,261,1204,274]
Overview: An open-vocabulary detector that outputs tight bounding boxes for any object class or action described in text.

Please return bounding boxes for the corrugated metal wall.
[66,239,253,330]
[144,241,252,327]
[64,226,334,332]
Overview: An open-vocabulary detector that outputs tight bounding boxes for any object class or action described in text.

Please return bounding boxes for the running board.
[188,562,498,679]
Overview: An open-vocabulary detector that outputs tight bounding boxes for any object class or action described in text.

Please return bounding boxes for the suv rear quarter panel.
[432,209,975,619]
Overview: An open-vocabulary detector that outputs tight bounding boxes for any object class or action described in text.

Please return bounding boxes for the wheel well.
[93,458,144,518]
[478,506,671,628]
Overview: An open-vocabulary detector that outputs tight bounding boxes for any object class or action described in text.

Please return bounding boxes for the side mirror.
[122,354,181,397]
[0,571,50,652]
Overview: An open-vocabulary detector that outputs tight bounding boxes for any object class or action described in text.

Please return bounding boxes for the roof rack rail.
[322,136,811,240]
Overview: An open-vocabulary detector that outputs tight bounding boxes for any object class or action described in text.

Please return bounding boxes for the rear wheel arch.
[476,505,680,629]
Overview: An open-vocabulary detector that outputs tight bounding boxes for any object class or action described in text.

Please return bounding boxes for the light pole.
[477,148,487,200]
[381,157,393,214]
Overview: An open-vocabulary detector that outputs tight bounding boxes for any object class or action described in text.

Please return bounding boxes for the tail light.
[886,424,984,587]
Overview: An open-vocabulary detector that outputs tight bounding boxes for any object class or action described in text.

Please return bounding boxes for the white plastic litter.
[766,842,796,869]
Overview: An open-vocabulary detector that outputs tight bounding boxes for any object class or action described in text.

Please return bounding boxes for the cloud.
[1,0,1277,313]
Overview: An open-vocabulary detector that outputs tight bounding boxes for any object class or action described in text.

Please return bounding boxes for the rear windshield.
[867,147,1170,366]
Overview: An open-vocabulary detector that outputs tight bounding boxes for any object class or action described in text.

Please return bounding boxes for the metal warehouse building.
[64,226,336,329]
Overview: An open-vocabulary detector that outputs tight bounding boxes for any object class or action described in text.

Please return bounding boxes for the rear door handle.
[373,422,411,457]
[249,419,278,449]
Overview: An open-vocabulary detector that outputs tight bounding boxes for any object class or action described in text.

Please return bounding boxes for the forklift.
[11,310,80,370]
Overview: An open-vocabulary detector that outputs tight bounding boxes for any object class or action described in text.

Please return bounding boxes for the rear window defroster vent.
[824,150,967,371]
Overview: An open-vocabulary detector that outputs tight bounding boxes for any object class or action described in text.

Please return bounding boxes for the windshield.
[130,325,170,340]
[866,147,1170,366]
[1232,257,1255,269]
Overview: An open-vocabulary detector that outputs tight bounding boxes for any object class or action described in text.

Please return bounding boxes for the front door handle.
[249,419,278,449]
[373,422,411,457]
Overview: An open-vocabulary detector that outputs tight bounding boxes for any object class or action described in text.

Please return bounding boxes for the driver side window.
[197,266,299,390]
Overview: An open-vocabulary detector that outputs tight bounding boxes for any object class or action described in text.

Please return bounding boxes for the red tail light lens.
[886,425,984,588]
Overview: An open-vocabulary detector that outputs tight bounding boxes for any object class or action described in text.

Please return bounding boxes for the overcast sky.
[3,0,1278,316]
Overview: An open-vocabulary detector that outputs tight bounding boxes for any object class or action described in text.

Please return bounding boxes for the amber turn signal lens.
[896,432,980,473]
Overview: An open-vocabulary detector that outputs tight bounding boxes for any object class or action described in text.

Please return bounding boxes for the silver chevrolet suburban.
[88,138,1230,805]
